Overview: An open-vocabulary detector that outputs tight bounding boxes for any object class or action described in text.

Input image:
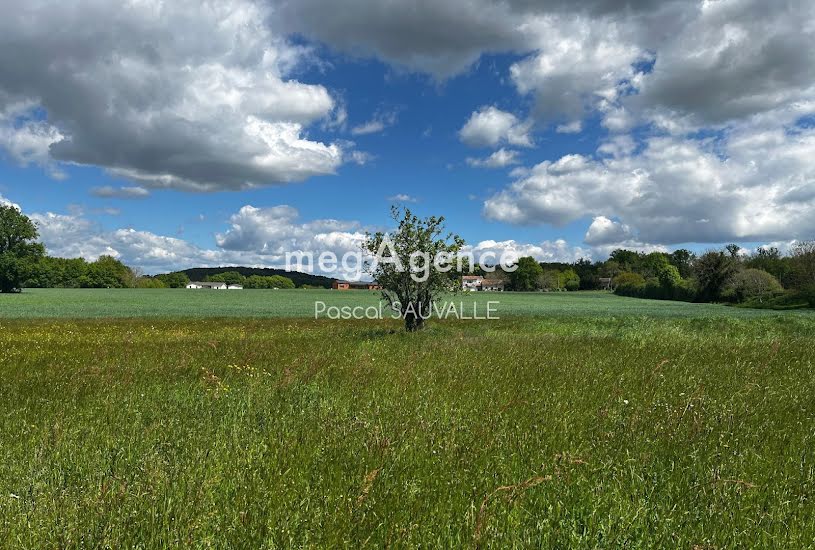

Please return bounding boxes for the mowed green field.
[2,287,814,319]
[1,291,815,547]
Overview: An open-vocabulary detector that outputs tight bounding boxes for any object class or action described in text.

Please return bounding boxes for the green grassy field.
[1,291,814,547]
[2,287,814,319]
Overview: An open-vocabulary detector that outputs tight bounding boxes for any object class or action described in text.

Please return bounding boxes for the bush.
[244,274,295,289]
[724,268,783,303]
[672,279,698,302]
[136,277,167,289]
[613,272,646,296]
[657,264,682,289]
[565,279,580,292]
[803,284,815,308]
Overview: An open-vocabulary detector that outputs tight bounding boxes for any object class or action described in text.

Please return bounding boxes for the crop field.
[2,287,814,319]
[1,292,814,547]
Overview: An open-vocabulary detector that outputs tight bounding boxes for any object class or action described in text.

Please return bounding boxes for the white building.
[227,284,243,290]
[462,275,483,291]
[186,281,227,290]
[461,275,505,291]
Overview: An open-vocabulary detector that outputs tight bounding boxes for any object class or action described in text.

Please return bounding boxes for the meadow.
[2,287,814,319]
[1,290,814,547]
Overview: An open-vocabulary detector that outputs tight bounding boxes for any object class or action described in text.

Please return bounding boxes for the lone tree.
[365,207,464,332]
[0,204,45,293]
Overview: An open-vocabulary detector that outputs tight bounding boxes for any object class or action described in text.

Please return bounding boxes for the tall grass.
[1,315,814,547]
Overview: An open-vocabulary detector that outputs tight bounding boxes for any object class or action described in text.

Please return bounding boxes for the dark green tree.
[0,204,45,293]
[694,251,738,302]
[669,249,696,279]
[657,264,682,289]
[791,241,815,289]
[80,255,134,288]
[207,271,245,285]
[640,252,670,279]
[609,249,642,272]
[156,272,190,288]
[510,256,544,291]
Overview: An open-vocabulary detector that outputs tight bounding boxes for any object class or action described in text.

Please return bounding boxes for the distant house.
[186,281,227,290]
[599,277,613,291]
[462,275,505,291]
[227,284,243,290]
[332,280,382,291]
[481,279,505,292]
[462,275,483,291]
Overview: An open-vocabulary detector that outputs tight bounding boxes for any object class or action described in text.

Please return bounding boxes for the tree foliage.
[657,264,682,289]
[694,251,739,302]
[613,272,646,291]
[724,268,783,303]
[364,208,464,331]
[207,271,245,285]
[510,257,543,291]
[156,272,190,288]
[243,274,295,289]
[791,241,815,288]
[0,205,45,293]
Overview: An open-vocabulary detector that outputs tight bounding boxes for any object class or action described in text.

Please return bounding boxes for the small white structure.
[186,281,227,290]
[227,284,243,290]
[462,275,505,291]
[462,275,483,291]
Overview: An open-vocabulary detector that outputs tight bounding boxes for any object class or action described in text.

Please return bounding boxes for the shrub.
[614,272,645,289]
[672,279,698,302]
[803,284,815,308]
[565,279,580,292]
[657,264,682,289]
[725,268,783,303]
[136,277,167,289]
[244,274,295,289]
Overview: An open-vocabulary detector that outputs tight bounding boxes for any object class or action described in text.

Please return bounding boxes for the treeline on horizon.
[485,243,815,309]
[13,244,815,310]
[3,203,814,307]
[20,259,316,290]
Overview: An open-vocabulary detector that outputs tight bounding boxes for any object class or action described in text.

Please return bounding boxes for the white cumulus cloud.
[484,124,815,244]
[0,0,345,192]
[459,107,532,149]
[466,148,520,169]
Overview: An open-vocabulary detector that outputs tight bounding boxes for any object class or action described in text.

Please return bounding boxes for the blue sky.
[1,0,814,275]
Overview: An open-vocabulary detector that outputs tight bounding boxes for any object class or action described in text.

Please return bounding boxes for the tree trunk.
[403,305,426,332]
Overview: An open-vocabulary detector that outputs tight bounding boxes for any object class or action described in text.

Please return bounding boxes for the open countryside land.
[3,0,815,546]
[2,290,815,547]
[4,288,815,319]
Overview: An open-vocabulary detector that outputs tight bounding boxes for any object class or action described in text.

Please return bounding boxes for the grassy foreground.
[1,314,814,547]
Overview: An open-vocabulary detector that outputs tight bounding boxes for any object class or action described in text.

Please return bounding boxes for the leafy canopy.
[0,204,45,293]
[364,207,464,331]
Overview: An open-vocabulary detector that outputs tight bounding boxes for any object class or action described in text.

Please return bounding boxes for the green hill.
[176,267,335,288]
